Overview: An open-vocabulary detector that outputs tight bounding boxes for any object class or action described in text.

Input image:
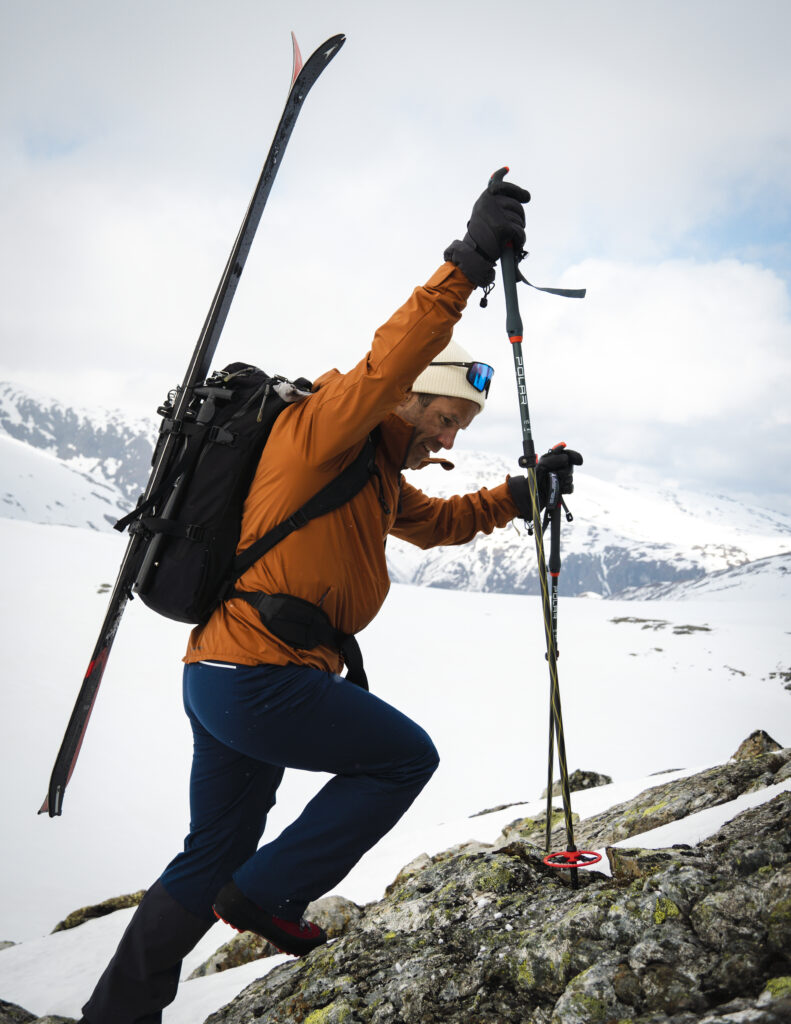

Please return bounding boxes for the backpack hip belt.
[232,590,368,691]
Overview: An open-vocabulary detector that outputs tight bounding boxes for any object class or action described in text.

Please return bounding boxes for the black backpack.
[116,363,378,682]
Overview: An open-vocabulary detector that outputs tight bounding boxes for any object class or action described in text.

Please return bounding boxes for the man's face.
[396,393,481,470]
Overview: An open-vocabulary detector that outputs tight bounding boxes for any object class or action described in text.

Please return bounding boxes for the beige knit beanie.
[410,339,491,413]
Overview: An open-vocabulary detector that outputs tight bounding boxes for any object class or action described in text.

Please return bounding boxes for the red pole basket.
[543,850,602,869]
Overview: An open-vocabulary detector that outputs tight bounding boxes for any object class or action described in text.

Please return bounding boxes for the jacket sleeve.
[295,263,474,468]
[390,478,520,549]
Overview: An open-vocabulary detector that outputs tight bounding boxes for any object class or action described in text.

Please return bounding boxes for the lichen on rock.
[200,748,791,1024]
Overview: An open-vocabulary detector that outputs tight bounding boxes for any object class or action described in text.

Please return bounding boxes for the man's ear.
[395,387,415,415]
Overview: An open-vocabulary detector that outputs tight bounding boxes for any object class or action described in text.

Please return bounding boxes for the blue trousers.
[160,661,439,923]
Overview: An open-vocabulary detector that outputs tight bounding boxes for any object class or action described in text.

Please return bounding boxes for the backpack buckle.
[208,425,236,444]
[286,509,309,531]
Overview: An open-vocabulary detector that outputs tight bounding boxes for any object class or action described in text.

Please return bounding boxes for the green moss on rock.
[763,976,791,1000]
[653,896,681,924]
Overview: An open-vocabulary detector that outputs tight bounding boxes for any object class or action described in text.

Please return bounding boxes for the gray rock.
[0,1005,74,1024]
[731,730,783,760]
[543,747,791,852]
[542,769,614,799]
[0,998,36,1024]
[52,890,146,932]
[199,766,791,1024]
[188,930,278,978]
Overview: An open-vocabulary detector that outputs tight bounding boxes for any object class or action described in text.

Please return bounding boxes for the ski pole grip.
[501,244,523,342]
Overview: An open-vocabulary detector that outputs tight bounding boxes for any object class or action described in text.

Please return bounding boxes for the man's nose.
[438,426,459,450]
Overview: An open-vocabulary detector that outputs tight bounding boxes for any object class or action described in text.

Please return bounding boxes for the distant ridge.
[0,380,156,507]
[1,380,790,598]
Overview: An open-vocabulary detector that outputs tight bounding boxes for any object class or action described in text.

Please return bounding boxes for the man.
[80,170,581,1023]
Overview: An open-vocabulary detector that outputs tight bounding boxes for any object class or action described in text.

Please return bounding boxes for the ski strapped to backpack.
[115,363,378,690]
[40,32,346,816]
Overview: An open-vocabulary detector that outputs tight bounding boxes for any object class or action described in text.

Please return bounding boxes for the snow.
[0,517,789,1020]
[0,432,129,530]
[384,450,791,597]
[597,779,791,866]
[629,551,791,602]
[404,450,791,567]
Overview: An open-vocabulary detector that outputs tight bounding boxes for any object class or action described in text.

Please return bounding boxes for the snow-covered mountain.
[0,380,156,509]
[2,380,790,597]
[391,452,791,598]
[0,432,131,531]
[621,550,791,604]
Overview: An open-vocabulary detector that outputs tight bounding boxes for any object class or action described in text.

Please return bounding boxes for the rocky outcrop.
[732,729,783,760]
[51,890,146,933]
[201,749,791,1024]
[542,747,791,852]
[542,770,613,799]
[0,998,35,1024]
[492,747,790,857]
[0,1003,75,1024]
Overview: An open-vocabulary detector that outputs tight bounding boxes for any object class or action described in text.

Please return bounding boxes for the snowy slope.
[0,432,130,530]
[0,517,789,1019]
[623,550,791,603]
[388,451,791,596]
[0,518,789,936]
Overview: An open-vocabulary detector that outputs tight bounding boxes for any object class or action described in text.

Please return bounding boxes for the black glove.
[444,167,531,287]
[507,445,583,519]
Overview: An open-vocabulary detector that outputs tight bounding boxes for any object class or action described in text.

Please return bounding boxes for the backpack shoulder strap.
[232,431,380,582]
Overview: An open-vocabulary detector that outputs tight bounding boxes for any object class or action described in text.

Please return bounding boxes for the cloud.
[1,0,790,503]
[456,256,791,496]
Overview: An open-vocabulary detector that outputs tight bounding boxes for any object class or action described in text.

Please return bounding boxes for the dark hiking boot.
[212,880,327,957]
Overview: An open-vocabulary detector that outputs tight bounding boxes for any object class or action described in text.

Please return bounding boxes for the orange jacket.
[185,262,519,672]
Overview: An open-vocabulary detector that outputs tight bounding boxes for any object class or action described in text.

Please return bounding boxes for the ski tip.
[317,33,346,64]
[290,32,305,87]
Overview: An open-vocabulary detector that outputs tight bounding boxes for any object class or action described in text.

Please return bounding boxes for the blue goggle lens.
[467,362,494,395]
[428,360,494,398]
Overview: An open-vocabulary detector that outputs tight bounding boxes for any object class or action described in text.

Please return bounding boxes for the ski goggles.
[429,361,494,398]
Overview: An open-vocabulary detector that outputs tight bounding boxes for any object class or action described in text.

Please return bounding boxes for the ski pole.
[541,470,574,853]
[543,470,561,853]
[500,241,579,886]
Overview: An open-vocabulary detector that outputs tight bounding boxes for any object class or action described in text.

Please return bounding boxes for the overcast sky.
[1,0,790,507]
